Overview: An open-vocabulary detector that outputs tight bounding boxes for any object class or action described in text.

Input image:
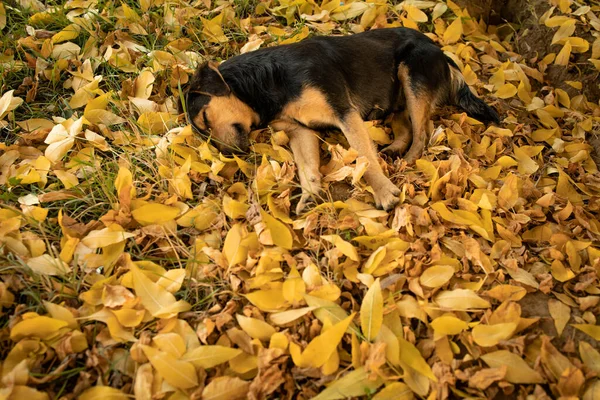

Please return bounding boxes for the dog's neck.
[219,56,303,126]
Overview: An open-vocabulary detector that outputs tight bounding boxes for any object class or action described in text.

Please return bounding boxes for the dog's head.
[181,62,259,153]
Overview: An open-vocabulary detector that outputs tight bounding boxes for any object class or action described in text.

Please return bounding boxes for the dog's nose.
[236,137,250,153]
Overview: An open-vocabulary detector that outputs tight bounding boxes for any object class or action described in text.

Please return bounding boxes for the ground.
[1,0,600,399]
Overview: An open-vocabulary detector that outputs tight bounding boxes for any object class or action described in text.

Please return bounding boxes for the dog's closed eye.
[203,111,210,130]
[233,123,245,135]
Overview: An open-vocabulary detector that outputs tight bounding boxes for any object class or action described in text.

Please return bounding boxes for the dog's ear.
[188,61,230,97]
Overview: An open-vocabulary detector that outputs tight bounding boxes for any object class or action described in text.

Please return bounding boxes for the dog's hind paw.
[382,140,411,157]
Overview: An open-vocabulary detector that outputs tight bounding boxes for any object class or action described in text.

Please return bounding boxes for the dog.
[181,27,499,213]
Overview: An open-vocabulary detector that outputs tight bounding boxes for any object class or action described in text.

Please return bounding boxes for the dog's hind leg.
[397,64,434,164]
[382,108,412,155]
[271,120,322,214]
[341,112,400,210]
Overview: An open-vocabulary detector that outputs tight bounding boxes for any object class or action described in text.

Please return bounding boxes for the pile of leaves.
[1,0,600,398]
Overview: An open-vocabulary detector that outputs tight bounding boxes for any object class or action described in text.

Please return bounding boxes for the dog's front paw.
[372,179,401,211]
[296,193,316,215]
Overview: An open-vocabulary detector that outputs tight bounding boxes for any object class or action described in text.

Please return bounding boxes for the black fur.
[445,56,500,123]
[185,27,499,129]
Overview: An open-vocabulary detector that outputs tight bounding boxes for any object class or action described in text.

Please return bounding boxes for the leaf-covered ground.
[1,0,600,398]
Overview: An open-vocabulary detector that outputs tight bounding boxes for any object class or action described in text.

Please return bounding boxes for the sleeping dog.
[181,27,499,212]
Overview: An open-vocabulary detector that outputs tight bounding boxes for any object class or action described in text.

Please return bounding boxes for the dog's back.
[217,28,440,124]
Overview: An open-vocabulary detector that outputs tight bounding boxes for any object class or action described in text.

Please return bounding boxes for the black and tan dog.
[181,27,499,212]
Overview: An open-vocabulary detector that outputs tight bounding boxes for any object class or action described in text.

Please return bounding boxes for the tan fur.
[275,86,400,210]
[280,87,340,127]
[449,64,465,101]
[383,109,412,155]
[397,65,433,163]
[193,94,259,147]
[271,120,322,214]
[340,112,400,210]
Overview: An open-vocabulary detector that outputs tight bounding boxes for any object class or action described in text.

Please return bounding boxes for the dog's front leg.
[341,112,400,211]
[271,121,322,214]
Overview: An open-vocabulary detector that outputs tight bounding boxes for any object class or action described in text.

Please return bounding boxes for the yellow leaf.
[133,70,155,99]
[434,289,491,310]
[472,323,517,347]
[27,254,71,276]
[141,345,198,389]
[223,224,248,267]
[269,306,317,326]
[43,301,78,329]
[152,333,186,357]
[321,234,360,261]
[177,204,218,230]
[51,24,80,44]
[0,2,5,30]
[202,376,250,400]
[360,279,383,341]
[580,342,600,374]
[201,17,229,43]
[498,173,519,209]
[584,380,600,400]
[312,367,383,400]
[131,203,181,226]
[304,294,359,334]
[548,299,570,336]
[555,42,572,65]
[0,90,24,119]
[431,3,447,20]
[81,225,135,248]
[404,5,428,22]
[84,308,136,342]
[399,336,437,381]
[130,261,191,318]
[297,313,355,368]
[375,324,400,365]
[309,283,341,303]
[462,64,478,86]
[223,196,249,219]
[419,265,454,288]
[78,386,128,400]
[181,345,242,369]
[283,270,306,304]
[236,314,276,341]
[481,351,544,384]
[545,16,575,28]
[137,112,178,134]
[565,37,589,53]
[430,315,469,337]
[443,17,462,44]
[485,285,527,302]
[245,288,287,311]
[557,169,583,204]
[10,315,68,341]
[494,83,518,99]
[551,20,576,44]
[373,382,414,400]
[156,269,185,293]
[363,246,386,274]
[280,26,310,45]
[573,324,600,340]
[331,2,370,21]
[259,209,293,250]
[589,59,600,71]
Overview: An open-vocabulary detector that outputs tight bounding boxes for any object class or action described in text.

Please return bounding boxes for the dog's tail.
[446,56,500,124]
